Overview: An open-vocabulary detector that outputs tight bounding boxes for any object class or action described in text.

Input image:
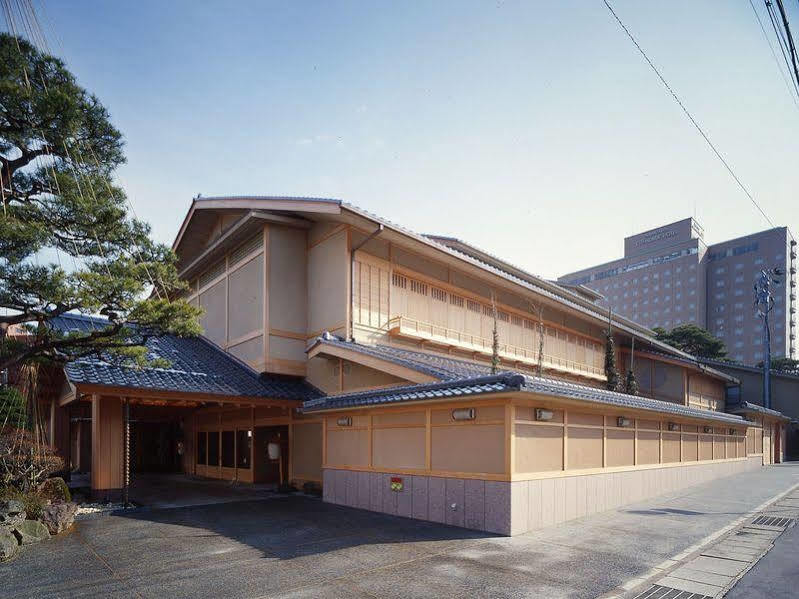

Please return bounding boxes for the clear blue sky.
[27,0,799,278]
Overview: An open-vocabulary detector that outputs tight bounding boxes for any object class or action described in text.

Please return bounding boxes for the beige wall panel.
[326,429,369,467]
[373,411,426,427]
[269,335,306,361]
[228,336,264,368]
[270,227,307,333]
[432,404,504,425]
[199,279,227,345]
[221,408,251,426]
[308,222,342,246]
[351,232,390,260]
[291,421,322,481]
[725,437,735,459]
[432,424,505,473]
[253,406,285,420]
[306,356,339,394]
[713,437,725,459]
[373,427,426,470]
[515,424,563,472]
[606,429,634,467]
[569,412,603,427]
[307,231,348,334]
[662,433,680,463]
[342,362,405,391]
[699,435,713,460]
[637,431,660,464]
[682,436,698,461]
[638,419,660,431]
[567,427,603,469]
[228,254,264,341]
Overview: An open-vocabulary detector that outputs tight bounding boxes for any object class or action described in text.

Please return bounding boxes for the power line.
[749,0,799,107]
[602,0,788,240]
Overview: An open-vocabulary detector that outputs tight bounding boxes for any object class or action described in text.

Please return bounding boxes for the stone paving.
[1,464,798,598]
[624,483,799,599]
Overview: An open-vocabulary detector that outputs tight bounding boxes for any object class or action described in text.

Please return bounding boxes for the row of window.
[196,429,252,469]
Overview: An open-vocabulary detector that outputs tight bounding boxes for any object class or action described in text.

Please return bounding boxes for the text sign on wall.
[390,477,403,492]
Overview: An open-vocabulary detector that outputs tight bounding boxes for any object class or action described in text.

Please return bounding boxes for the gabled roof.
[49,313,319,400]
[303,369,749,426]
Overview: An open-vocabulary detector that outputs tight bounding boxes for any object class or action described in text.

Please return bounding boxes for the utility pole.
[755,267,783,409]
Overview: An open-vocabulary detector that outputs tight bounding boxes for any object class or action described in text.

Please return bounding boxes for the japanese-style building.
[40,196,791,535]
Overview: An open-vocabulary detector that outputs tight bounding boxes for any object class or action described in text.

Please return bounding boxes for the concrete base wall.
[509,457,761,535]
[323,457,762,536]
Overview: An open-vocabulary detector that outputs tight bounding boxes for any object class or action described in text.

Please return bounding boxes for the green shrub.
[38,477,71,503]
[0,486,47,520]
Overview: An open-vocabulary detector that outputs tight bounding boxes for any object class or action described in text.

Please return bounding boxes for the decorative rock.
[12,519,50,545]
[0,530,18,561]
[0,510,26,531]
[40,502,78,535]
[0,499,25,515]
[38,477,71,503]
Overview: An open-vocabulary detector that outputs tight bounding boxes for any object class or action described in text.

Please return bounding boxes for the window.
[715,266,727,274]
[236,430,252,469]
[450,294,464,307]
[716,280,725,288]
[431,287,447,302]
[735,275,744,283]
[511,314,523,327]
[467,299,481,313]
[197,432,207,465]
[410,279,428,295]
[392,273,407,288]
[208,432,219,466]
[755,258,764,265]
[221,431,235,468]
[734,289,744,296]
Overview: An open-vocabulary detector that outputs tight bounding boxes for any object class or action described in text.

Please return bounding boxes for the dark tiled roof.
[310,336,492,381]
[304,373,524,410]
[304,369,748,425]
[727,401,790,422]
[50,313,318,400]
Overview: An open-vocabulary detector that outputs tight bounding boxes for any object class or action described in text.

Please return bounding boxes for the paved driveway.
[3,464,798,598]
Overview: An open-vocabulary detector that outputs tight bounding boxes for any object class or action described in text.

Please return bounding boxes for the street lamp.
[754,267,783,409]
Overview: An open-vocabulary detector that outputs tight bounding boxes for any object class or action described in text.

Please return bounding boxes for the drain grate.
[633,584,713,599]
[751,515,794,528]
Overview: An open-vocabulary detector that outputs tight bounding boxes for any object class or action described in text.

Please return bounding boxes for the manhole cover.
[633,584,713,599]
[751,515,794,528]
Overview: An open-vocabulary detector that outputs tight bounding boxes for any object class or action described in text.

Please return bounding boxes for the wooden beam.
[73,383,302,407]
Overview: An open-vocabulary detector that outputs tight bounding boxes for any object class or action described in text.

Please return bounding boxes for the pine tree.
[604,330,621,392]
[0,34,201,373]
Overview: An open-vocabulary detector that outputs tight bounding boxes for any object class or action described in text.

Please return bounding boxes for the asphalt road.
[725,519,799,599]
[1,464,797,598]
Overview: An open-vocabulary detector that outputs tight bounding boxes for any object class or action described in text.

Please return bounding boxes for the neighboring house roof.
[308,335,493,381]
[303,370,749,425]
[700,357,799,381]
[49,313,319,400]
[727,401,791,422]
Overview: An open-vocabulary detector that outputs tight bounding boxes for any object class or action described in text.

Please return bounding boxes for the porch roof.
[50,313,319,401]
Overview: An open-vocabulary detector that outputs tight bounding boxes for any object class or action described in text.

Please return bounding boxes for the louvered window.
[431,287,447,302]
[229,234,263,267]
[450,294,464,307]
[392,273,407,288]
[410,279,428,295]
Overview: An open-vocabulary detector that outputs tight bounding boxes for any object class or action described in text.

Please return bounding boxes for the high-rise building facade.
[559,218,796,365]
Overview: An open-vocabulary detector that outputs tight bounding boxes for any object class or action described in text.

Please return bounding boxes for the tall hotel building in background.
[559,218,796,365]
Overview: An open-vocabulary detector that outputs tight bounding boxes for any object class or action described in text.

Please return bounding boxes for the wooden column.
[91,395,124,498]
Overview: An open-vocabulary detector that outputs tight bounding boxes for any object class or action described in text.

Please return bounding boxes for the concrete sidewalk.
[2,463,798,598]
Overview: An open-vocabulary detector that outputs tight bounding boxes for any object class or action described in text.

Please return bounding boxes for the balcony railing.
[387,315,605,379]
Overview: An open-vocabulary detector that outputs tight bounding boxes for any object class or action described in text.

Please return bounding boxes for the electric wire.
[750,0,799,106]
[602,0,793,243]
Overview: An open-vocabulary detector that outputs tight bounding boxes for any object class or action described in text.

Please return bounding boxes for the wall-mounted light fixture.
[667,422,679,431]
[535,408,554,421]
[617,417,631,428]
[336,416,352,427]
[451,408,476,421]
[703,426,713,434]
